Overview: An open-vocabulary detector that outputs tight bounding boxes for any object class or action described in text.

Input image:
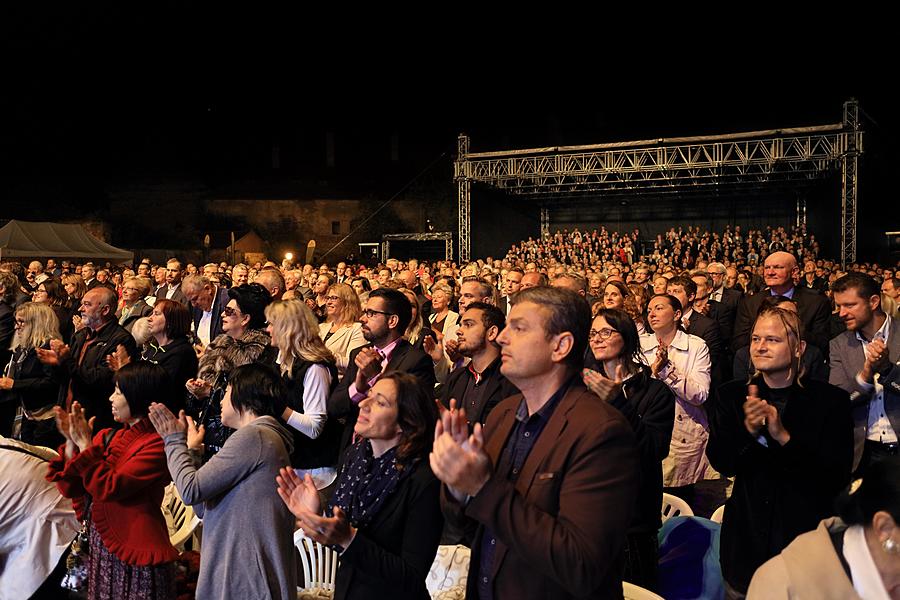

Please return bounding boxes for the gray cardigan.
[164,416,296,600]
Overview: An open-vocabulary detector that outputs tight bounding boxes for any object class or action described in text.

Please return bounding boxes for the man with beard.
[156,258,189,306]
[829,272,900,476]
[440,303,518,427]
[327,288,435,451]
[36,287,138,432]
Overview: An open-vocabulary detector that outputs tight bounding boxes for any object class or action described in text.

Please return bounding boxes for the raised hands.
[106,344,132,372]
[430,398,491,501]
[422,334,445,364]
[148,402,191,440]
[54,401,95,455]
[651,343,669,377]
[37,339,71,366]
[582,364,626,402]
[861,338,890,383]
[276,467,356,549]
[742,384,791,445]
[185,378,212,399]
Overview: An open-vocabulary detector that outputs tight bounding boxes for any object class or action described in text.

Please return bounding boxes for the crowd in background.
[2,221,900,600]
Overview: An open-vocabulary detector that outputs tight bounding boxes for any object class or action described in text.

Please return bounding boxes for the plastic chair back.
[661,492,694,522]
[294,528,339,592]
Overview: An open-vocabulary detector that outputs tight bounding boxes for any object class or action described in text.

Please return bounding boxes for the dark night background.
[2,8,896,264]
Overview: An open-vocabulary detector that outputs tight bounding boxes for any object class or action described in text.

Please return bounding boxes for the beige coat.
[748,518,862,600]
[319,321,366,377]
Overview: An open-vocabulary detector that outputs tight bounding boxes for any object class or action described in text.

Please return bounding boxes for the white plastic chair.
[710,504,725,524]
[161,484,201,551]
[661,492,694,522]
[294,528,339,593]
[623,581,665,600]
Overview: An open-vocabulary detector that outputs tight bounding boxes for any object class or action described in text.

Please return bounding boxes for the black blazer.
[686,310,725,386]
[333,455,443,600]
[710,287,742,353]
[439,355,518,426]
[732,286,831,355]
[155,284,189,308]
[190,286,230,344]
[608,368,674,534]
[328,339,436,452]
[707,377,852,592]
[58,321,139,431]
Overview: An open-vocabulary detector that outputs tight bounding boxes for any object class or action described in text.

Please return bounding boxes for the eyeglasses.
[588,328,618,340]
[362,308,393,319]
[324,295,341,302]
[223,306,240,317]
[14,318,27,327]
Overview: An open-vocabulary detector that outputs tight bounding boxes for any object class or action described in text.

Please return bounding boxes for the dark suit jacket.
[828,316,900,471]
[732,286,831,354]
[443,382,638,599]
[334,454,443,600]
[710,287,742,353]
[155,284,189,307]
[707,377,852,591]
[327,339,436,451]
[687,310,725,386]
[439,355,518,426]
[191,286,229,344]
[57,320,139,432]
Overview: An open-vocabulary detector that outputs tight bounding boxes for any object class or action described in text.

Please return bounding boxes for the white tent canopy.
[0,220,133,263]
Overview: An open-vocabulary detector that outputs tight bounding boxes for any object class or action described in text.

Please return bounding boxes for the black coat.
[328,339,436,452]
[58,321,139,431]
[333,455,443,600]
[608,367,674,534]
[2,344,62,413]
[710,287,742,353]
[142,336,199,402]
[686,310,725,386]
[439,354,518,426]
[706,377,853,592]
[732,286,831,356]
[282,359,341,469]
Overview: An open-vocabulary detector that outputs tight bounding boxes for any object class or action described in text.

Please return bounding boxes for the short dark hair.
[368,287,412,333]
[649,293,683,315]
[837,455,900,526]
[511,286,590,371]
[350,276,371,292]
[463,301,505,334]
[462,276,496,300]
[116,362,175,417]
[228,283,273,330]
[381,371,440,467]
[832,272,881,301]
[154,298,192,339]
[757,295,794,316]
[667,275,697,299]
[227,363,286,418]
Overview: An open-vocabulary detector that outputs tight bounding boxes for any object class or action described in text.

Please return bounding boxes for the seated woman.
[583,308,675,591]
[749,455,900,598]
[276,371,443,600]
[266,299,342,479]
[185,283,276,459]
[0,302,63,448]
[149,363,296,600]
[708,306,852,597]
[117,276,154,335]
[47,362,178,600]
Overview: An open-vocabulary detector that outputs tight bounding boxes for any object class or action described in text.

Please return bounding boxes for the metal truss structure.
[454,101,863,265]
[381,232,453,262]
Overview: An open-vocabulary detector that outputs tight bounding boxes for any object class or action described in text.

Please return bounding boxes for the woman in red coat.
[48,362,178,600]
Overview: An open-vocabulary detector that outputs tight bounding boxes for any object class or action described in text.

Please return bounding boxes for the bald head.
[520,272,548,289]
[764,251,799,294]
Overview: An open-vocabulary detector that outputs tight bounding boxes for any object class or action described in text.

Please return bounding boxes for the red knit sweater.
[47,418,178,566]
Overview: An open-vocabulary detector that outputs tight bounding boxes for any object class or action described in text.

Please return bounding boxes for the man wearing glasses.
[328,288,436,452]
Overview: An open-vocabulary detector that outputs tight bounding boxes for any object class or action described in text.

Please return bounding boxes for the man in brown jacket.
[431,286,639,599]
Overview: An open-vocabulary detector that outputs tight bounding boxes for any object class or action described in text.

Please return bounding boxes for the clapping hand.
[185,378,212,399]
[37,339,71,366]
[422,334,445,364]
[582,364,625,402]
[430,398,491,501]
[743,384,791,445]
[861,338,890,383]
[147,402,203,449]
[353,348,383,390]
[444,338,463,364]
[64,401,95,452]
[276,468,356,549]
[651,343,668,376]
[105,344,131,372]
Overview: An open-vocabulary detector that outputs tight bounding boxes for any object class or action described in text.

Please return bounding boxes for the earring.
[883,538,900,555]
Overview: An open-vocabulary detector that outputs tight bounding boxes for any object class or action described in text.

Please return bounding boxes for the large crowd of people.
[1,221,900,600]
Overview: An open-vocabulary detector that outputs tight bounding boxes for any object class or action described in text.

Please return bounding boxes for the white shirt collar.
[855,314,892,345]
[843,524,892,600]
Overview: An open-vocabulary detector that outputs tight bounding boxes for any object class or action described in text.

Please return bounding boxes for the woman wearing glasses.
[0,303,63,447]
[116,276,153,335]
[582,308,675,590]
[318,283,366,378]
[31,277,74,344]
[186,283,277,460]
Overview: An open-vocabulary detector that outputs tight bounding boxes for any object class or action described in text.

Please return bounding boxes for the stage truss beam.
[455,102,862,263]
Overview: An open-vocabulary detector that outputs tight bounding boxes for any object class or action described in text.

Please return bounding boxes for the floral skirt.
[88,526,176,600]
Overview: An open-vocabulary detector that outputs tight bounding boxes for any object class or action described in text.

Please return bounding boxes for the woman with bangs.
[0,302,63,447]
[708,306,854,597]
[266,299,341,478]
[318,282,366,378]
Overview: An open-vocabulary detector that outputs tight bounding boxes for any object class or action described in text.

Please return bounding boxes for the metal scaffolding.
[455,101,863,265]
[381,232,453,261]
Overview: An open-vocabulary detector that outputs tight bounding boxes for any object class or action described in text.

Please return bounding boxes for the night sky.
[2,8,896,261]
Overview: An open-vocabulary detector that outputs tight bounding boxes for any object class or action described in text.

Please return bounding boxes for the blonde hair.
[749,307,805,384]
[62,274,87,300]
[264,300,335,377]
[400,288,425,344]
[124,275,152,298]
[12,302,61,350]
[325,283,361,326]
